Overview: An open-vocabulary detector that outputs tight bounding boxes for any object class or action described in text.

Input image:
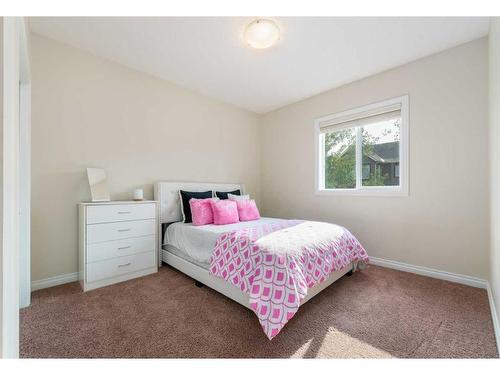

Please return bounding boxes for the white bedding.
[164,217,285,264]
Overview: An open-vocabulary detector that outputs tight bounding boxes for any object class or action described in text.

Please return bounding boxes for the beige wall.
[260,38,489,278]
[32,33,491,283]
[489,18,500,334]
[30,34,261,281]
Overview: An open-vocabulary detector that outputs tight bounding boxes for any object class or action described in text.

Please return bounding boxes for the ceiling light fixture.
[244,19,280,49]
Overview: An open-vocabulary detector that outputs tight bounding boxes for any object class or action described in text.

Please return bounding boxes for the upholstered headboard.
[154,181,245,224]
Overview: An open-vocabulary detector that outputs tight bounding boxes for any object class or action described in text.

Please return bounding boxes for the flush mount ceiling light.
[244,19,280,49]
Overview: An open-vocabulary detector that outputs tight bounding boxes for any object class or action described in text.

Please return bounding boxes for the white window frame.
[314,95,409,196]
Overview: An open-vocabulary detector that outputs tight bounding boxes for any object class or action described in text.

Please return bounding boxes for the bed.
[154,181,369,339]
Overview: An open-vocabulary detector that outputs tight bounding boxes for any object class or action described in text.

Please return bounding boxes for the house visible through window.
[315,96,408,195]
[362,164,371,180]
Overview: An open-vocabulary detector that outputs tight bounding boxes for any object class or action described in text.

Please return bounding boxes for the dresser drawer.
[86,251,156,283]
[86,203,155,224]
[86,219,155,244]
[86,235,155,263]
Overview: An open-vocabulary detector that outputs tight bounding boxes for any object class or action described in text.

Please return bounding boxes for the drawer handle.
[117,246,131,250]
[117,211,132,214]
[117,229,131,232]
[117,262,132,268]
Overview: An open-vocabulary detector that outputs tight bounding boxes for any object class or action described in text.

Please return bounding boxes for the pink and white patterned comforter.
[209,219,369,339]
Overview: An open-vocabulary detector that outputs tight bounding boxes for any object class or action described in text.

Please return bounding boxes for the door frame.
[19,20,31,309]
[2,16,30,359]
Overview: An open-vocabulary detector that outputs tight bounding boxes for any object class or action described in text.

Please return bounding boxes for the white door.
[2,17,21,359]
[2,17,30,358]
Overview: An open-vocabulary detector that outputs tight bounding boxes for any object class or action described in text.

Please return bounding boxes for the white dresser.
[78,201,158,291]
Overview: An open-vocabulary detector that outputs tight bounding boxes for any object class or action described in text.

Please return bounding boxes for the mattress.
[163,217,285,266]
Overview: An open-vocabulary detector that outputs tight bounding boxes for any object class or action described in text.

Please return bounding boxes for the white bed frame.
[154,181,353,310]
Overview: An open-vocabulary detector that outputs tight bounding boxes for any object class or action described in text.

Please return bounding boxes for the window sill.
[315,187,408,197]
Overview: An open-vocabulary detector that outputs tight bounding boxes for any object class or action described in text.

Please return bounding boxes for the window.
[315,95,408,195]
[394,164,400,178]
[362,164,371,180]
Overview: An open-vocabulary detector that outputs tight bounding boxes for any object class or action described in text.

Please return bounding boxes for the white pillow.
[228,193,250,201]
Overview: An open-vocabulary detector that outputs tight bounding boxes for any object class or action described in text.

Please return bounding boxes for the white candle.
[133,189,144,201]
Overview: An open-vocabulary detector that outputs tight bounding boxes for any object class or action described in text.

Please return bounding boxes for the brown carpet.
[20,264,498,358]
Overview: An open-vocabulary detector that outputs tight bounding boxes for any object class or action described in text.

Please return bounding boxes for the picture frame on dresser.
[78,200,158,291]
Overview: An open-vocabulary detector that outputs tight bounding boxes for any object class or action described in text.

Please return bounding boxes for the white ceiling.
[29,17,490,114]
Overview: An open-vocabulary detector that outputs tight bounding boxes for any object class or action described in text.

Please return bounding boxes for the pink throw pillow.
[211,200,239,225]
[189,198,217,226]
[236,199,260,221]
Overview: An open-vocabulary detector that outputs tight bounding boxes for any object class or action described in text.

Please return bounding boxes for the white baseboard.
[487,283,500,352]
[31,272,78,291]
[370,256,488,289]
